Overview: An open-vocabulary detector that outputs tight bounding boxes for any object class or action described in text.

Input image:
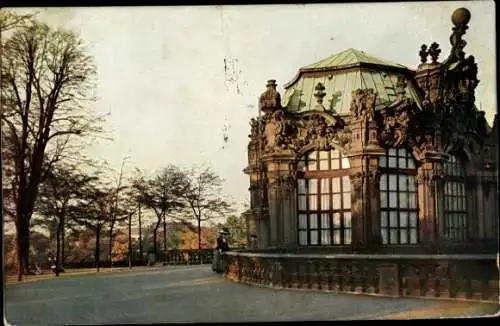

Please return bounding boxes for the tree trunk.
[108,225,114,268]
[95,227,101,272]
[153,222,160,262]
[163,215,167,254]
[61,221,65,268]
[15,218,29,280]
[198,218,202,264]
[55,224,61,277]
[138,203,142,262]
[128,213,132,269]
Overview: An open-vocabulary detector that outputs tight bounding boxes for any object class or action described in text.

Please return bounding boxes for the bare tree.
[107,156,130,267]
[1,19,106,280]
[132,165,186,261]
[0,11,37,32]
[180,166,233,251]
[35,162,98,275]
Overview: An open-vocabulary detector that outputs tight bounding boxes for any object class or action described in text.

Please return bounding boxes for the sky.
[11,2,497,216]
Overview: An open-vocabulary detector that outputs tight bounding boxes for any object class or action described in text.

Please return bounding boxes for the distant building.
[244,8,498,254]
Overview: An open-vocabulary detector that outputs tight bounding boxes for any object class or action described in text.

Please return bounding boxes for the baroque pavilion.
[243,7,498,254]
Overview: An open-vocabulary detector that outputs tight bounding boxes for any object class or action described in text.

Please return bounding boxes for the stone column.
[416,161,440,252]
[263,152,295,248]
[347,118,385,251]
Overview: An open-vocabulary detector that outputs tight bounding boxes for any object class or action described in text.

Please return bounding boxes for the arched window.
[379,148,418,245]
[442,154,467,241]
[297,149,351,246]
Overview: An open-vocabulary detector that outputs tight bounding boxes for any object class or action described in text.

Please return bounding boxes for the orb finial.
[451,8,471,27]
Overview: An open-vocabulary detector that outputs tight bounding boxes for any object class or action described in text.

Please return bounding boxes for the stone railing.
[223,252,499,303]
[160,249,215,265]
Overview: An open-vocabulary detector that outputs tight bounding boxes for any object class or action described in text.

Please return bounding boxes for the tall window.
[379,148,418,245]
[297,149,351,246]
[442,155,467,241]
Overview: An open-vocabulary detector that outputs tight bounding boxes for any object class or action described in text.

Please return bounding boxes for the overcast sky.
[12,2,496,214]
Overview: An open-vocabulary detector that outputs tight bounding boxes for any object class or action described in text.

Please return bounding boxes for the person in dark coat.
[213,228,230,273]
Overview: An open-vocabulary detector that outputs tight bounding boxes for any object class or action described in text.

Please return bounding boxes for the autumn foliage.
[180,226,218,250]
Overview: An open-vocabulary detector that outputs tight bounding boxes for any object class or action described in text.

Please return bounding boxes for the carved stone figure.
[350,89,377,122]
[259,79,282,113]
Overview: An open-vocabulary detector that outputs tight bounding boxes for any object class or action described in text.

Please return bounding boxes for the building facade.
[243,8,498,254]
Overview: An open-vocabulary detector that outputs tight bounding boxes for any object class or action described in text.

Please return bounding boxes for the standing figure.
[212,228,230,274]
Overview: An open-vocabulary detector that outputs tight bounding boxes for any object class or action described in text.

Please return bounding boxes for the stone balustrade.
[223,251,499,302]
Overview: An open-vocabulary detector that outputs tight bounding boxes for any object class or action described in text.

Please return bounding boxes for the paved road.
[5,265,499,324]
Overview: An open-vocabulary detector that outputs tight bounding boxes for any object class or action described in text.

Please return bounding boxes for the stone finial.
[313,82,326,111]
[428,42,441,63]
[451,7,471,27]
[419,44,428,64]
[259,79,282,113]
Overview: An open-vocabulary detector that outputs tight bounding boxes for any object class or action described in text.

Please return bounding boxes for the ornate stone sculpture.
[259,79,282,113]
[350,89,376,122]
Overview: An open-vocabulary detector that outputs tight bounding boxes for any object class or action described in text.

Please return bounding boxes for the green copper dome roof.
[302,48,408,71]
[282,48,422,114]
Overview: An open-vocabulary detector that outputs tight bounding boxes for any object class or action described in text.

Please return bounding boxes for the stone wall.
[223,251,499,303]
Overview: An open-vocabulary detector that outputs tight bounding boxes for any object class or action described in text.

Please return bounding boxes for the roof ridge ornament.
[313,82,327,111]
[419,44,428,64]
[448,7,471,64]
[259,79,282,114]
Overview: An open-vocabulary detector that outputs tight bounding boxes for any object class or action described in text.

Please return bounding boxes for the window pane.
[344,212,352,227]
[320,179,330,193]
[388,156,397,168]
[408,176,416,191]
[308,159,317,171]
[390,229,398,244]
[398,148,407,157]
[333,230,341,244]
[299,231,308,245]
[410,229,418,244]
[381,229,388,244]
[321,230,331,245]
[341,157,350,169]
[398,157,407,168]
[331,149,340,158]
[344,229,352,245]
[310,231,318,245]
[381,211,388,227]
[299,214,307,229]
[308,179,317,194]
[380,174,387,191]
[342,176,351,192]
[380,156,387,168]
[380,191,387,208]
[309,195,317,210]
[309,214,318,229]
[399,175,408,191]
[389,175,398,189]
[332,194,341,209]
[331,159,340,170]
[399,192,408,208]
[343,194,351,209]
[409,193,417,209]
[389,192,398,208]
[321,195,330,210]
[388,148,397,156]
[321,213,330,228]
[400,212,408,227]
[333,213,341,227]
[297,179,306,194]
[400,229,408,244]
[319,160,329,170]
[298,195,307,210]
[407,159,415,169]
[409,212,417,227]
[308,151,317,160]
[390,212,398,227]
[319,151,329,159]
[332,177,341,193]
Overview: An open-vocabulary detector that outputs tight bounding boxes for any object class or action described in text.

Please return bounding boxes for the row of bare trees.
[1,11,233,281]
